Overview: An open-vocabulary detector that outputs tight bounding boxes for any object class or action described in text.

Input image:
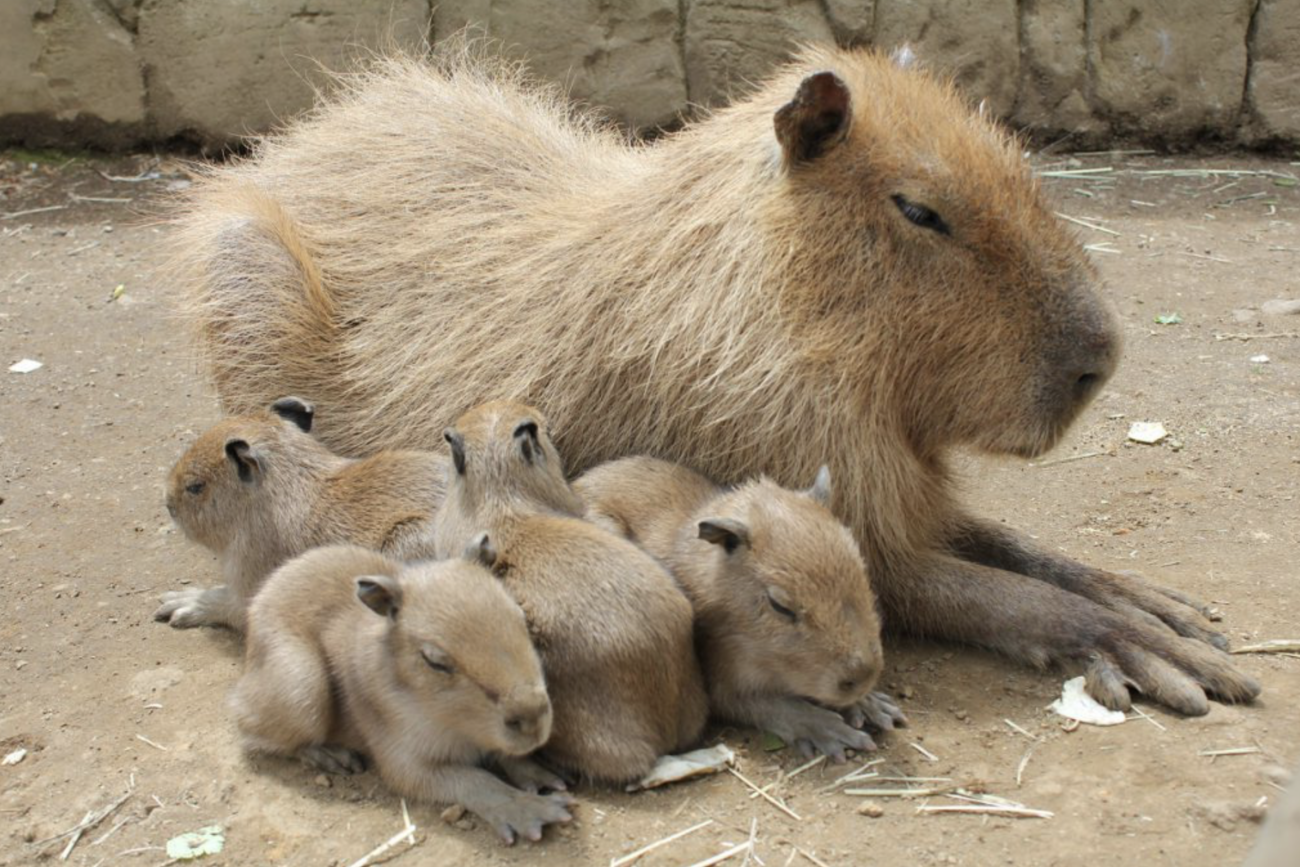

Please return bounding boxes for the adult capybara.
[169,42,1259,715]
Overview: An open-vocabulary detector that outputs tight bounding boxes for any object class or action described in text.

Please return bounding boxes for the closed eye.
[892,194,950,236]
[767,592,798,622]
[422,651,454,674]
[185,481,206,495]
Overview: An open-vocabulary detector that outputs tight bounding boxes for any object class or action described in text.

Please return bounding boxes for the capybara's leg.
[496,755,568,794]
[372,744,572,845]
[155,585,244,631]
[947,517,1227,648]
[879,554,1261,716]
[842,691,908,732]
[229,638,333,759]
[715,692,876,763]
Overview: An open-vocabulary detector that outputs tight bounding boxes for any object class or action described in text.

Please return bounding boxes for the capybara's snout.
[1042,288,1121,427]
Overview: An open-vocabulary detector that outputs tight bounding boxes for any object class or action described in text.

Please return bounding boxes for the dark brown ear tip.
[776,70,852,164]
[270,396,315,433]
[444,428,467,475]
[464,531,498,568]
[804,70,849,98]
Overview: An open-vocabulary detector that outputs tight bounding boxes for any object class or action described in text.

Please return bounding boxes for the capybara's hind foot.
[300,744,368,775]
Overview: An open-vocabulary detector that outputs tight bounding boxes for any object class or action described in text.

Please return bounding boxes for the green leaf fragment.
[1154,313,1182,325]
[761,732,787,752]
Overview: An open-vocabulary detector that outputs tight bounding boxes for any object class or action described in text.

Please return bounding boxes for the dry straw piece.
[610,819,714,867]
[1231,640,1300,655]
[345,799,419,867]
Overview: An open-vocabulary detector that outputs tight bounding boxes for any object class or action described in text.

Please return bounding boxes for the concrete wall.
[2,0,1296,151]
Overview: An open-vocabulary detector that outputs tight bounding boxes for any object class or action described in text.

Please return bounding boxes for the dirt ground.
[1,149,1297,867]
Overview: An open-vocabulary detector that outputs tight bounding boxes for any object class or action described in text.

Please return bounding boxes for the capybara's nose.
[505,693,552,742]
[1059,303,1119,412]
[839,658,879,698]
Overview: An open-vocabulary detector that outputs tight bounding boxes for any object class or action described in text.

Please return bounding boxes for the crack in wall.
[1238,0,1264,139]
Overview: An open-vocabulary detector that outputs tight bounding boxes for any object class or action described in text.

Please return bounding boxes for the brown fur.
[158,398,446,630]
[170,41,1259,713]
[230,543,572,844]
[576,457,905,760]
[434,401,709,784]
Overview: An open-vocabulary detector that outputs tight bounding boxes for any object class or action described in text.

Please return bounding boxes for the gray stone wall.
[2,0,1296,150]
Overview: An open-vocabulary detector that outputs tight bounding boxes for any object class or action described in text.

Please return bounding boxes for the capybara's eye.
[767,590,798,622]
[422,650,454,674]
[891,194,950,236]
[185,481,206,495]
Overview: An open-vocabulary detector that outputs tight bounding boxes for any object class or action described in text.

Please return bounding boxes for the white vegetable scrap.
[1127,421,1168,445]
[1048,676,1127,726]
[627,744,736,792]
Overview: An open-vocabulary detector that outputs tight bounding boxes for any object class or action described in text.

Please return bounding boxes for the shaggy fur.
[158,398,446,630]
[170,42,1259,714]
[231,544,572,844]
[576,457,906,760]
[434,401,709,784]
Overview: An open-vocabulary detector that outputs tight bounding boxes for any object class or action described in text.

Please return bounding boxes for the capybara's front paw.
[299,744,369,775]
[497,755,567,794]
[1078,623,1261,717]
[154,588,214,628]
[775,701,876,763]
[844,690,908,732]
[478,789,574,845]
[1077,569,1229,650]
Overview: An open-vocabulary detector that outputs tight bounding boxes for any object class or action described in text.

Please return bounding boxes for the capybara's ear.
[444,429,466,475]
[807,465,833,506]
[513,419,540,464]
[224,438,261,483]
[463,531,498,570]
[774,71,851,165]
[356,574,402,619]
[698,518,751,553]
[270,396,314,432]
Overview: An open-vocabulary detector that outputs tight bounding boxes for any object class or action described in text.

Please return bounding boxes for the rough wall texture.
[0,0,1295,150]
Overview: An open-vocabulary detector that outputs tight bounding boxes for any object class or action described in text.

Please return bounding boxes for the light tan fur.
[576,457,905,761]
[158,398,446,631]
[230,542,572,844]
[170,40,1259,714]
[434,400,708,784]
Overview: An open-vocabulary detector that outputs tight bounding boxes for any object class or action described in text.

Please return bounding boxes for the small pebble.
[857,801,884,818]
[15,660,27,670]
[313,774,331,788]
[899,685,915,700]
[954,709,968,721]
[440,804,466,824]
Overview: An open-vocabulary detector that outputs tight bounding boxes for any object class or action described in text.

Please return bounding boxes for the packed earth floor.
[1,150,1298,867]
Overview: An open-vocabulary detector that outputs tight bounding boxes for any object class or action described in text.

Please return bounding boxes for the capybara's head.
[696,467,883,708]
[354,533,552,756]
[165,396,319,549]
[442,399,585,515]
[765,47,1118,458]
